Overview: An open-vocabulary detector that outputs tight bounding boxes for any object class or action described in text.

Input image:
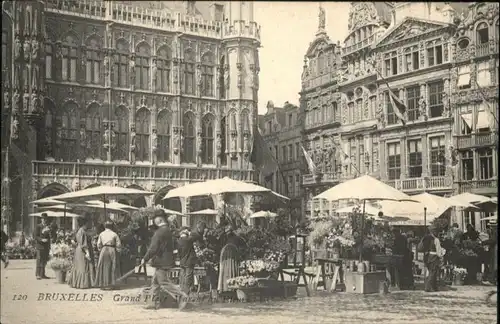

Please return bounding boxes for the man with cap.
[34,213,51,279]
[142,210,188,310]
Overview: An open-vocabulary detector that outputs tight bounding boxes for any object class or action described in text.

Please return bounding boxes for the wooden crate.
[344,271,386,294]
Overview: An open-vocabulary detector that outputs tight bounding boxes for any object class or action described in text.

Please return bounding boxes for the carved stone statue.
[23,93,29,114]
[418,96,428,121]
[151,129,158,164]
[3,91,10,111]
[243,133,251,154]
[253,69,259,90]
[151,59,157,91]
[196,131,203,156]
[129,57,136,85]
[32,64,40,91]
[173,129,181,155]
[375,101,385,128]
[14,37,21,60]
[129,127,137,164]
[224,65,230,90]
[79,125,86,149]
[12,90,20,113]
[196,65,203,88]
[11,115,19,140]
[441,92,451,118]
[23,41,31,61]
[31,92,41,114]
[55,128,62,147]
[103,56,109,74]
[216,133,222,155]
[229,132,237,157]
[318,6,326,30]
[31,39,39,61]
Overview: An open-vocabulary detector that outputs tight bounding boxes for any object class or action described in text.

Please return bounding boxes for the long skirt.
[94,247,121,288]
[218,243,239,292]
[68,248,95,289]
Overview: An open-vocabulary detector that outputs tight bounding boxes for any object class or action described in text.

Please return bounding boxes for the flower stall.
[47,242,73,283]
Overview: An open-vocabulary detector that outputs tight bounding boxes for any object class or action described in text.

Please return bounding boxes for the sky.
[254,2,350,113]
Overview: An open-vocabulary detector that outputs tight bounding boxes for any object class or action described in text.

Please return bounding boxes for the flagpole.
[473,79,499,127]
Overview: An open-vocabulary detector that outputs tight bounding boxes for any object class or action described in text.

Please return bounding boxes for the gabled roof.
[305,33,336,58]
[375,17,452,48]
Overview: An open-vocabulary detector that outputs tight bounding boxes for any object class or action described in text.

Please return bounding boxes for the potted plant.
[48,242,73,283]
[227,275,259,302]
[453,267,467,286]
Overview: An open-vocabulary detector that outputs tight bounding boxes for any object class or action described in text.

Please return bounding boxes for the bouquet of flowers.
[264,237,292,263]
[453,267,467,280]
[227,275,258,288]
[194,242,217,269]
[48,242,73,271]
[241,259,280,276]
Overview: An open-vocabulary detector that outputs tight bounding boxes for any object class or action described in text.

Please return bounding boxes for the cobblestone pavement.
[1,260,497,324]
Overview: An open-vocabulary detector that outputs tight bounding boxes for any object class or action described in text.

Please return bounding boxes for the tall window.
[332,102,338,121]
[282,146,287,163]
[461,151,474,181]
[476,61,491,87]
[385,92,397,125]
[1,29,8,78]
[156,46,171,92]
[387,142,401,180]
[60,103,78,161]
[430,136,446,176]
[183,113,196,163]
[113,40,129,88]
[406,86,421,122]
[201,53,214,97]
[86,38,101,84]
[427,43,443,67]
[45,44,53,79]
[457,65,471,89]
[115,106,129,161]
[61,35,78,82]
[478,148,493,179]
[44,103,55,158]
[220,116,226,165]
[135,44,150,90]
[183,50,195,95]
[288,144,293,161]
[384,52,398,76]
[404,48,419,72]
[407,139,422,178]
[428,81,444,118]
[295,174,300,196]
[86,104,101,159]
[135,108,151,161]
[157,110,171,162]
[476,22,489,44]
[201,115,215,164]
[295,143,300,162]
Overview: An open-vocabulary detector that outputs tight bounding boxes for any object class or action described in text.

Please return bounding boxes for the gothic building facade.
[299,2,497,226]
[1,1,261,234]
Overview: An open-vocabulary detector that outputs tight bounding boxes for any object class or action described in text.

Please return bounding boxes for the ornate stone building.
[1,1,261,234]
[257,101,304,221]
[300,3,496,221]
[451,3,498,230]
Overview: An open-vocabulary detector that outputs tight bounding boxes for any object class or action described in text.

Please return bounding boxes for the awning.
[476,111,492,129]
[457,73,471,87]
[460,113,472,128]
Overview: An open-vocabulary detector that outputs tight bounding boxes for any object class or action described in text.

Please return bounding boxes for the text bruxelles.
[37,293,103,302]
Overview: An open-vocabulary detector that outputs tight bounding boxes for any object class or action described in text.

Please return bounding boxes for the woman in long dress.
[68,217,95,289]
[217,226,246,293]
[94,221,122,289]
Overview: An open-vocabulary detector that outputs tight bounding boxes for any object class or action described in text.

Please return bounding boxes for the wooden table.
[280,266,311,297]
[312,258,345,292]
[166,267,208,293]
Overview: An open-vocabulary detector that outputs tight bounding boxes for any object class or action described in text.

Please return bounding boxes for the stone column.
[472,148,479,180]
[400,136,407,179]
[421,134,428,177]
[379,140,386,179]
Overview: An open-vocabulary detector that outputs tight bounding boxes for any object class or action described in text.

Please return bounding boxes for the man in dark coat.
[177,223,206,294]
[420,227,445,292]
[34,213,51,279]
[142,210,188,310]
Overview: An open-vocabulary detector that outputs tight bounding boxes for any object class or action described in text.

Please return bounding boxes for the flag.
[474,79,498,129]
[388,89,407,126]
[300,145,317,175]
[249,126,279,180]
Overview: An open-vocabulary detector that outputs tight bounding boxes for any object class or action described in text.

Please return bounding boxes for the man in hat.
[419,227,446,292]
[142,210,188,310]
[177,223,206,295]
[34,213,51,279]
[482,220,497,285]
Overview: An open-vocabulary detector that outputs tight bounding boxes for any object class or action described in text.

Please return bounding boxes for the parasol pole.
[359,199,366,263]
[103,194,107,221]
[423,206,427,283]
[63,203,67,235]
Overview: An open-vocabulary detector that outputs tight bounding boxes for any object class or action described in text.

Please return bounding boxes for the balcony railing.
[476,43,490,57]
[302,172,341,186]
[32,161,254,183]
[342,35,375,55]
[385,176,453,193]
[456,133,496,149]
[459,179,498,193]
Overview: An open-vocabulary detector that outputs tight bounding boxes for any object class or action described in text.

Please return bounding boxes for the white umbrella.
[189,209,218,215]
[37,204,73,211]
[379,200,448,226]
[451,192,491,204]
[53,185,154,203]
[158,207,183,216]
[474,199,498,213]
[85,200,138,211]
[334,205,381,216]
[29,211,81,218]
[163,177,288,200]
[249,210,278,218]
[31,197,65,205]
[70,201,128,213]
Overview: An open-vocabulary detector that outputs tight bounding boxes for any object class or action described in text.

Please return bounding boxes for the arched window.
[182,113,196,163]
[476,22,489,44]
[184,49,195,95]
[86,104,101,159]
[201,115,215,164]
[229,112,237,131]
[86,38,101,84]
[44,101,56,158]
[61,34,78,82]
[241,111,250,133]
[201,52,214,97]
[135,44,150,90]
[135,108,151,161]
[157,110,171,162]
[157,46,171,92]
[115,106,129,161]
[45,43,53,79]
[60,102,78,161]
[113,40,129,88]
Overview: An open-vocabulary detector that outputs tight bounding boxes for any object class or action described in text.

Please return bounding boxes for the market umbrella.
[29,211,81,218]
[249,210,278,218]
[334,205,381,216]
[313,175,417,262]
[85,200,138,212]
[37,204,73,211]
[31,197,65,205]
[379,199,448,226]
[189,209,218,215]
[450,192,491,205]
[157,207,183,216]
[474,198,498,213]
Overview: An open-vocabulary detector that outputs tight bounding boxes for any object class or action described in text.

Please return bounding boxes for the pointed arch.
[183,48,196,95]
[182,111,196,163]
[228,109,237,131]
[113,39,129,88]
[201,113,215,164]
[61,32,79,82]
[135,108,151,162]
[157,109,171,162]
[135,43,151,90]
[201,51,215,97]
[115,105,129,161]
[157,45,172,93]
[85,35,102,85]
[475,21,489,45]
[240,109,250,133]
[38,182,70,199]
[86,103,102,159]
[43,98,56,159]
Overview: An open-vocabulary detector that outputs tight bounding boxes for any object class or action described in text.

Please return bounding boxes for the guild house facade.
[1,1,261,234]
[294,2,497,225]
